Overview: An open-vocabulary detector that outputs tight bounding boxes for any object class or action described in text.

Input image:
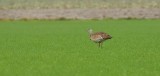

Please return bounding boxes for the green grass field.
[0,20,160,76]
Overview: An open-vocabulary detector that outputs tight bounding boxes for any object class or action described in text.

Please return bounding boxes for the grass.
[0,20,160,76]
[0,0,160,9]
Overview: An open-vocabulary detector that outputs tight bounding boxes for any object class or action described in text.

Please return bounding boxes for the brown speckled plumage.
[88,29,112,48]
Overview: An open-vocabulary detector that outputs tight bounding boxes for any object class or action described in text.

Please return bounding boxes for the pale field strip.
[0,8,160,19]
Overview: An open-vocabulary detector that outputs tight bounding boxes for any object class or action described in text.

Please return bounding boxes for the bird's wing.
[90,35,103,41]
[93,32,108,39]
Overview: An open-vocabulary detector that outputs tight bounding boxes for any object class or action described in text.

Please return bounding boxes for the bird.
[88,29,112,48]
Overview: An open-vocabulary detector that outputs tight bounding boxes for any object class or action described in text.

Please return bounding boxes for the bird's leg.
[98,43,100,48]
[101,42,103,48]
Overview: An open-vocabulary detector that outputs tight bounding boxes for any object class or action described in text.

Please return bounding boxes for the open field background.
[0,0,160,9]
[0,0,160,75]
[0,8,160,20]
[0,0,160,19]
[0,20,160,76]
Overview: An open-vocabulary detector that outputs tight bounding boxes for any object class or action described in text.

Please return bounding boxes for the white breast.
[90,35,103,43]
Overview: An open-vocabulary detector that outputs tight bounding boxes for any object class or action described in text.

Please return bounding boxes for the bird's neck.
[89,32,93,37]
[89,31,93,34]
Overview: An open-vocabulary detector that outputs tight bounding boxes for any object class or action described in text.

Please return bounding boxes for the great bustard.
[88,29,112,48]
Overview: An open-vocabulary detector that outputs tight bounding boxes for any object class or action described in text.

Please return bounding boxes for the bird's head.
[88,28,93,34]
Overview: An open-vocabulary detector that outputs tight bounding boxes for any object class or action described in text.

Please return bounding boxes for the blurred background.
[0,0,160,9]
[0,0,160,19]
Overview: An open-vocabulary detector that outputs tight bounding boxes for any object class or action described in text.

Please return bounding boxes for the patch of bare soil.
[0,8,160,20]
